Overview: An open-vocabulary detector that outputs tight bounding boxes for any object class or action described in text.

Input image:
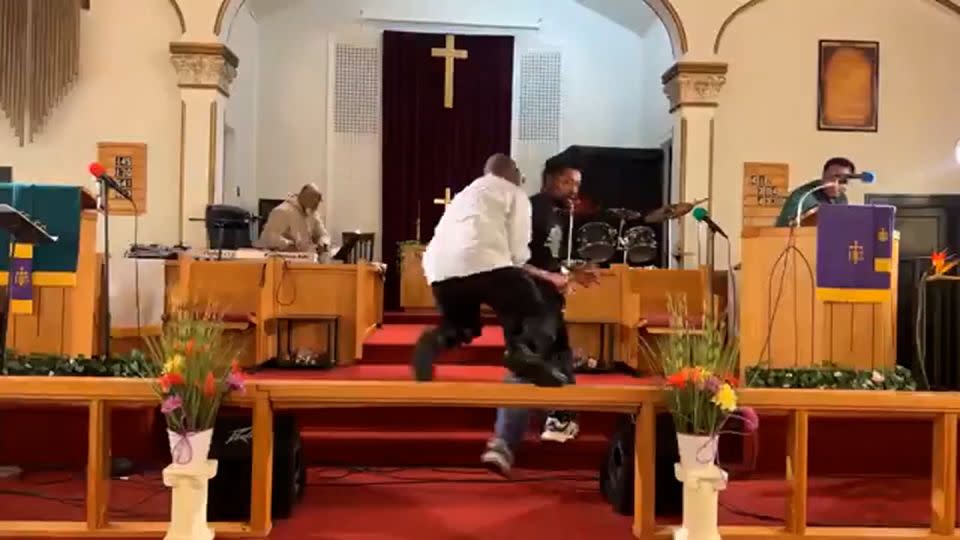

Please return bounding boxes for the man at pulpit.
[775,157,854,226]
[255,183,331,253]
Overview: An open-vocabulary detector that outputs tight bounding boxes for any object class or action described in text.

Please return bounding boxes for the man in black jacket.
[481,160,599,476]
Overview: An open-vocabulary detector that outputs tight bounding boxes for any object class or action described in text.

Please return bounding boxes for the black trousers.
[431,267,556,357]
[532,280,576,421]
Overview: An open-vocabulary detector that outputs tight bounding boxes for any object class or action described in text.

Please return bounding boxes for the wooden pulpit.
[739,225,899,375]
[0,186,99,357]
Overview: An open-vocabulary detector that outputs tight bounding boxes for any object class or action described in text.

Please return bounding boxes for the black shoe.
[504,347,568,387]
[412,328,442,381]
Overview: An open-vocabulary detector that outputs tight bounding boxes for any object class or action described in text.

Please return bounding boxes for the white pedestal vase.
[164,430,217,540]
[673,434,727,540]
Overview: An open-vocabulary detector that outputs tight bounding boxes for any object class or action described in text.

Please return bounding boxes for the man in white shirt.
[415,154,567,387]
[255,183,331,253]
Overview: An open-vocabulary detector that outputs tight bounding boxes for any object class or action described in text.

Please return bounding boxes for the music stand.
[0,204,57,369]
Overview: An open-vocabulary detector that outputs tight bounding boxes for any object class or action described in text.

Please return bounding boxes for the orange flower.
[666,371,689,388]
[723,373,739,387]
[202,372,216,396]
[159,372,185,392]
[184,339,195,356]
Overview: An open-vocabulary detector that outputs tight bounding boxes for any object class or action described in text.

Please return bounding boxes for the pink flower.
[161,395,183,415]
[226,371,245,392]
[703,376,721,393]
[737,406,759,433]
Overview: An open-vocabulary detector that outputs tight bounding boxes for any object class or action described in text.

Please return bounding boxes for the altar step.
[361,323,506,365]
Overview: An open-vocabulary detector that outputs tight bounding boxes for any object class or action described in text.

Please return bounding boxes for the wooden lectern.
[1,187,99,357]
[739,225,899,375]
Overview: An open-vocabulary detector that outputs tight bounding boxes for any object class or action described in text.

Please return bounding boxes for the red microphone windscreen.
[88,162,106,177]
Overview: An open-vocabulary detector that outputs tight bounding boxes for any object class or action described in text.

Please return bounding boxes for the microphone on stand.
[692,207,728,239]
[88,162,133,202]
[793,171,876,227]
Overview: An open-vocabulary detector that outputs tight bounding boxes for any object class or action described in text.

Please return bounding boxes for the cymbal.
[645,198,709,223]
[605,207,643,221]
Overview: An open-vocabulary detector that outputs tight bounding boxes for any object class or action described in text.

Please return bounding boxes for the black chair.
[340,232,375,263]
[205,204,253,250]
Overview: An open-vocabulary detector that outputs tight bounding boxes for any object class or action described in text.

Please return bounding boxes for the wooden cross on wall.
[431,35,468,109]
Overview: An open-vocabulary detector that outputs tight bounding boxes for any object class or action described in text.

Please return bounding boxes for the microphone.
[793,171,876,226]
[692,207,727,239]
[88,162,133,201]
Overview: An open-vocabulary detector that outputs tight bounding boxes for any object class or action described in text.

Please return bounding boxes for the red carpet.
[2,469,955,539]
[362,324,506,364]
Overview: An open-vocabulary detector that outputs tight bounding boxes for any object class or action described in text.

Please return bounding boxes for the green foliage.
[0,350,157,377]
[745,364,916,391]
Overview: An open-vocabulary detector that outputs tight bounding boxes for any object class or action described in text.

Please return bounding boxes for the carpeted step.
[292,408,623,435]
[362,324,506,365]
[300,429,612,469]
[383,310,498,326]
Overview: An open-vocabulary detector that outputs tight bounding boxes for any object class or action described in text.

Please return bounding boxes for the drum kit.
[573,200,706,266]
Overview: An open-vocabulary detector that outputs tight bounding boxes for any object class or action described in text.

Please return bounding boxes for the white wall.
[638,21,674,148]
[714,0,960,263]
[0,0,182,252]
[223,3,260,211]
[255,0,667,254]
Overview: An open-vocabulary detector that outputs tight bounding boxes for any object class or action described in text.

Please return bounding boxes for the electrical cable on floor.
[307,466,596,487]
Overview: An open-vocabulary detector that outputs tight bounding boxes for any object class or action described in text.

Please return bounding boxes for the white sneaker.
[480,438,514,477]
[541,416,579,443]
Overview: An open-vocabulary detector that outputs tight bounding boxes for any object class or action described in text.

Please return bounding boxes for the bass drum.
[623,225,658,265]
[577,222,617,263]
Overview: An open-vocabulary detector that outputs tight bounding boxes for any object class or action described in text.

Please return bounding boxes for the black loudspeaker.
[600,413,682,516]
[207,414,306,521]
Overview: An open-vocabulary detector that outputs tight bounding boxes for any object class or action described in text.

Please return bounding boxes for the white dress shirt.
[422,174,532,284]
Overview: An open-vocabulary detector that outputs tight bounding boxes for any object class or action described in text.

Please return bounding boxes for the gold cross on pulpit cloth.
[848,241,864,264]
[433,187,453,206]
[431,35,468,109]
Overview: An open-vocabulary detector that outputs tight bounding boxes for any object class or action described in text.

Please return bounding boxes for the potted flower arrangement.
[146,308,245,466]
[646,296,758,468]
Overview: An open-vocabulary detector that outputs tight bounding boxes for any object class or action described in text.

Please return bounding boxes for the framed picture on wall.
[817,40,879,132]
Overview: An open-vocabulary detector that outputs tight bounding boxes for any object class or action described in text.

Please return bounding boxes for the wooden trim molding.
[213,0,231,36]
[178,100,186,244]
[208,101,218,204]
[661,62,728,113]
[168,0,186,34]
[715,0,960,53]
[643,0,689,58]
[708,118,715,213]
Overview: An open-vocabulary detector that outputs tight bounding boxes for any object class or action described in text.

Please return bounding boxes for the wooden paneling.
[740,227,898,374]
[96,142,147,215]
[742,162,788,228]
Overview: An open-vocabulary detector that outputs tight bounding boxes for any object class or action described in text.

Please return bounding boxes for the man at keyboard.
[255,183,331,253]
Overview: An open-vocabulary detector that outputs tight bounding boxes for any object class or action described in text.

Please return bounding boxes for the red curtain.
[381,31,514,309]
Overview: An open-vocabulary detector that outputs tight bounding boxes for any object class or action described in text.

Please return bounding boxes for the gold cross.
[848,241,864,264]
[14,267,29,287]
[433,187,453,206]
[877,227,889,242]
[431,35,468,109]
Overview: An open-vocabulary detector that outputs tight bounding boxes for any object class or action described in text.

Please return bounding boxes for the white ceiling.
[575,0,659,37]
[246,0,659,35]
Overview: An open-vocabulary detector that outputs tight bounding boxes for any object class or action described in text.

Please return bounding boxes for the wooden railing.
[0,377,957,539]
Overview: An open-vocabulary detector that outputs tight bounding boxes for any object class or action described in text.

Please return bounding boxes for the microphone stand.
[99,181,111,360]
[703,223,716,319]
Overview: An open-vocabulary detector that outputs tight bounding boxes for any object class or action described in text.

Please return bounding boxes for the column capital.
[661,62,728,114]
[169,42,239,97]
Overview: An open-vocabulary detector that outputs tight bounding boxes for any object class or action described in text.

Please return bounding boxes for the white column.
[163,460,218,540]
[170,42,238,247]
[673,463,727,540]
[662,62,727,269]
